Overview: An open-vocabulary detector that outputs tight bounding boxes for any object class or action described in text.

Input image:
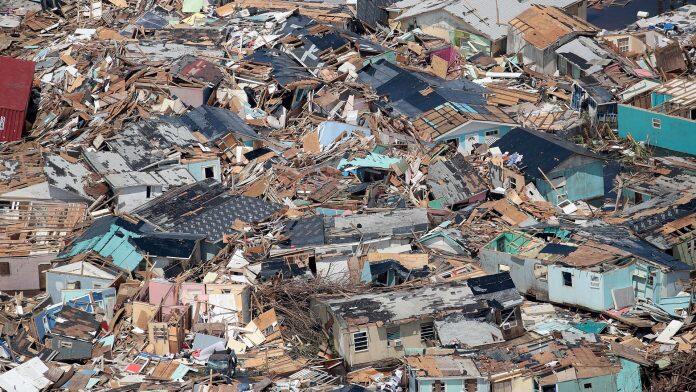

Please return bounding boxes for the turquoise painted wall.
[601,264,636,311]
[548,266,605,311]
[363,51,397,66]
[415,379,484,392]
[617,358,642,392]
[185,158,221,182]
[548,264,636,312]
[556,374,617,392]
[621,188,652,204]
[535,160,605,203]
[650,92,672,108]
[455,125,514,145]
[617,104,696,155]
[630,262,691,316]
[65,224,143,272]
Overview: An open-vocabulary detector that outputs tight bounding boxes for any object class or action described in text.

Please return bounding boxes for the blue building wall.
[414,378,486,392]
[650,92,672,108]
[548,266,610,311]
[64,223,143,272]
[454,124,514,145]
[185,158,222,182]
[556,374,617,392]
[45,271,115,304]
[617,104,696,155]
[617,358,642,392]
[535,160,605,203]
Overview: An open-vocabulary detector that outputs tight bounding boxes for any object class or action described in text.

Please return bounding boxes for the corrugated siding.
[0,107,25,142]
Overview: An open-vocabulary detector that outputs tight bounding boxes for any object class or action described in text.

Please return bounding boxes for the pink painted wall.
[0,255,53,292]
[148,280,177,307]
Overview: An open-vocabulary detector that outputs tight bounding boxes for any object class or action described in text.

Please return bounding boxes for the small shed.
[0,56,35,142]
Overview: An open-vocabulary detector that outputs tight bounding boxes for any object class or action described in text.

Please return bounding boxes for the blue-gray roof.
[491,127,604,181]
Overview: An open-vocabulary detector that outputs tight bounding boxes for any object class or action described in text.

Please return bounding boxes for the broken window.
[0,262,9,276]
[420,322,435,341]
[485,129,499,137]
[508,176,517,189]
[67,281,81,290]
[386,326,400,342]
[590,275,600,289]
[534,264,548,281]
[647,272,655,287]
[562,271,573,287]
[583,383,592,389]
[501,308,518,329]
[617,37,629,53]
[652,118,661,129]
[352,331,368,352]
[433,381,443,392]
[203,166,215,179]
[38,264,50,290]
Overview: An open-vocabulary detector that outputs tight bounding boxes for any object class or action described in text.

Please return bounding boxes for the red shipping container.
[0,56,35,142]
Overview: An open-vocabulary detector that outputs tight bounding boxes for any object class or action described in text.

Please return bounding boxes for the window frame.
[203,165,215,179]
[352,331,369,352]
[420,322,435,341]
[386,326,401,342]
[562,271,573,287]
[589,275,600,289]
[0,261,10,276]
[652,118,661,129]
[616,37,629,53]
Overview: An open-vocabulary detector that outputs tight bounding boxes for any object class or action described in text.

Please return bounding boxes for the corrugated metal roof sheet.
[393,0,583,41]
[0,56,35,111]
[509,5,597,50]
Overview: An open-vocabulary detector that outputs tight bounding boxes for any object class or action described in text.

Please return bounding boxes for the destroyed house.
[59,215,204,276]
[313,272,523,367]
[405,355,487,392]
[570,76,617,124]
[556,36,613,79]
[507,5,598,75]
[360,258,429,287]
[43,306,101,361]
[169,55,224,107]
[413,102,517,155]
[0,145,90,292]
[100,116,223,182]
[616,158,696,204]
[357,59,492,120]
[618,78,696,155]
[45,253,122,304]
[170,105,259,146]
[490,127,607,204]
[389,0,588,56]
[426,153,487,208]
[102,168,196,213]
[324,208,430,244]
[476,337,636,392]
[242,48,318,111]
[480,226,693,317]
[620,191,696,266]
[277,210,430,283]
[133,179,283,245]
